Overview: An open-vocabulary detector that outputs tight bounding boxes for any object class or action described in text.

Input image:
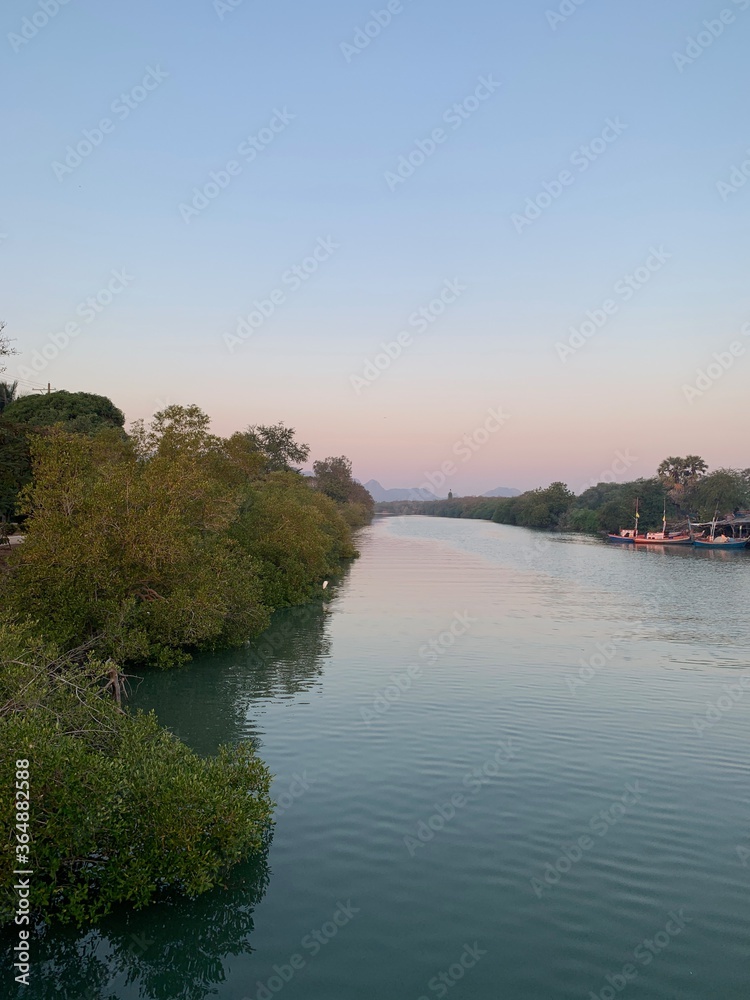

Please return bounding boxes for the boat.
[633,532,693,546]
[608,499,692,545]
[693,536,748,550]
[607,530,635,544]
[690,510,750,550]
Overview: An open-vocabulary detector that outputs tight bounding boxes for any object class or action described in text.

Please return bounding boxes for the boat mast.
[634,497,640,537]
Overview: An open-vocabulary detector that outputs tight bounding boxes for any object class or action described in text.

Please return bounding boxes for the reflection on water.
[3,518,750,999]
[1,847,270,1000]
[0,598,336,1000]
[127,598,338,757]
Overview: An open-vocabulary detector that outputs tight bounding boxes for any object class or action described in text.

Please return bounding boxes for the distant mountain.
[363,480,439,503]
[482,486,522,498]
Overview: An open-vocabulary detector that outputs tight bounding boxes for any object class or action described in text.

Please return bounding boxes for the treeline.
[0,386,372,928]
[375,459,750,534]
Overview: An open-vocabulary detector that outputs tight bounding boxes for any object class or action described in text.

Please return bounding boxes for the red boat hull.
[633,534,692,545]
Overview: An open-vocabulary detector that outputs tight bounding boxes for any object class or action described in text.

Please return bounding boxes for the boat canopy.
[690,514,750,528]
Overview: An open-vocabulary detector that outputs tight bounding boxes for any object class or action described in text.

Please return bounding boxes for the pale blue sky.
[2,0,748,492]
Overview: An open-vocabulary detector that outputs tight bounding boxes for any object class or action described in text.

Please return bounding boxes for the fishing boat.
[608,499,692,545]
[693,536,748,550]
[690,511,750,550]
[607,529,635,544]
[633,531,693,546]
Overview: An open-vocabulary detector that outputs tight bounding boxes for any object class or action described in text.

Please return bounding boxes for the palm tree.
[0,380,18,414]
[657,455,707,491]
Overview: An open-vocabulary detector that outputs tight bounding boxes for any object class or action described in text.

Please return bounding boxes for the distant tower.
[448,490,453,499]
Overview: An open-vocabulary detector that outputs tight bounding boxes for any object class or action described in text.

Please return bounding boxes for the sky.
[2,0,749,495]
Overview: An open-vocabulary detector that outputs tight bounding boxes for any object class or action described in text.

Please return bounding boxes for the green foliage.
[0,380,18,414]
[513,482,575,529]
[231,472,358,607]
[313,455,374,526]
[0,399,365,932]
[656,454,708,490]
[568,477,680,534]
[687,468,750,521]
[563,507,600,534]
[1,390,125,436]
[0,624,273,928]
[1,406,363,664]
[0,421,31,519]
[246,423,310,472]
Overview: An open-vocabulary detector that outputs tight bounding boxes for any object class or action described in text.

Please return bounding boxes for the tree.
[0,422,31,519]
[0,321,15,377]
[231,472,357,607]
[1,407,361,663]
[689,468,750,520]
[1,390,125,436]
[2,424,268,662]
[0,380,17,414]
[657,455,707,491]
[0,621,272,928]
[246,423,310,473]
[313,456,374,526]
[313,456,356,504]
[513,481,574,529]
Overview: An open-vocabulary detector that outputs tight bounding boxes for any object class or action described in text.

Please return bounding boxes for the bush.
[0,626,273,927]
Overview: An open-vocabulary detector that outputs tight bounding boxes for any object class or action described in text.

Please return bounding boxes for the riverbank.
[0,403,373,931]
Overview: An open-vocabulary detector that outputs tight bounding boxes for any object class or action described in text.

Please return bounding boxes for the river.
[6,515,750,999]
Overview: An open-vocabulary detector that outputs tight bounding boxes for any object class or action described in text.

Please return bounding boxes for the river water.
[5,515,750,999]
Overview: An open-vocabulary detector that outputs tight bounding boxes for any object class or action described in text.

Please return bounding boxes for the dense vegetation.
[0,390,126,521]
[375,457,750,534]
[0,623,273,927]
[0,375,373,928]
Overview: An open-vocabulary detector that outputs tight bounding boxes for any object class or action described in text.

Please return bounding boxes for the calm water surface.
[7,516,750,999]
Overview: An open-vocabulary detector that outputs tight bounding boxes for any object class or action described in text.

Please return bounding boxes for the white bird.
[322,580,329,589]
